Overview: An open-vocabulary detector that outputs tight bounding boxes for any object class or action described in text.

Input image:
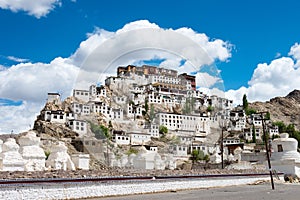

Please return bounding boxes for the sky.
[1,0,300,134]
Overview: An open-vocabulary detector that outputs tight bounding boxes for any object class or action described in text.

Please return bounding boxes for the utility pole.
[221,126,224,169]
[259,111,275,190]
[219,118,229,169]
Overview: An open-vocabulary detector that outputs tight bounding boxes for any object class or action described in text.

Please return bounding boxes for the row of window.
[75,91,89,96]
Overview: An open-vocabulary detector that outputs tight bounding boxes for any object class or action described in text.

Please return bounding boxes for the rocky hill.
[249,90,300,130]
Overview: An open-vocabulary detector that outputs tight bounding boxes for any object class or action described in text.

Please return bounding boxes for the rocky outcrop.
[34,120,78,138]
[249,90,300,130]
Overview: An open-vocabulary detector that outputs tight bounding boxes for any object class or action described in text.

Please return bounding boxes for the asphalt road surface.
[95,182,300,200]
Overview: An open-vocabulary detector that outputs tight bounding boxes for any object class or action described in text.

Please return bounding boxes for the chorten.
[270,133,300,177]
[18,131,46,171]
[0,138,25,171]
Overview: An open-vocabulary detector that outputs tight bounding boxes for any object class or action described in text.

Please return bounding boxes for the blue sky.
[1,0,300,133]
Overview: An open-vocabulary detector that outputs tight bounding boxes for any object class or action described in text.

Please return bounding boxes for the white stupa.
[270,133,300,177]
[0,138,25,171]
[0,139,3,153]
[18,131,46,171]
[46,141,75,170]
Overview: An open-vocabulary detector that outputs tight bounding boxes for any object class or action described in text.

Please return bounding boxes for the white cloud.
[0,65,6,71]
[0,102,41,134]
[73,20,232,89]
[7,55,30,63]
[288,43,300,68]
[0,0,61,18]
[0,57,79,102]
[226,44,300,105]
[0,20,232,134]
[196,72,223,88]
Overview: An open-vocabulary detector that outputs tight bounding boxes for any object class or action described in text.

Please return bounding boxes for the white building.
[209,95,233,110]
[73,89,90,102]
[68,119,87,137]
[44,110,66,123]
[229,110,246,131]
[71,154,90,170]
[127,103,144,119]
[244,127,263,141]
[146,92,162,104]
[223,137,240,145]
[112,131,130,145]
[269,125,279,138]
[47,93,61,104]
[190,142,217,156]
[156,112,210,135]
[114,96,127,105]
[170,145,188,157]
[71,102,90,115]
[146,123,159,138]
[128,132,151,145]
[112,108,124,120]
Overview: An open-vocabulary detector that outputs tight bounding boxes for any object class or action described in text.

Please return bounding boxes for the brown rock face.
[249,90,300,130]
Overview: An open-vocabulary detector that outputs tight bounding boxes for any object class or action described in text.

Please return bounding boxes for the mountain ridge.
[249,89,300,130]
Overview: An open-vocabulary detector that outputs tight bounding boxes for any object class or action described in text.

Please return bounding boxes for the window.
[278,144,283,152]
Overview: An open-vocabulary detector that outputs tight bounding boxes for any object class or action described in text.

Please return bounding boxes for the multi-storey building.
[67,119,87,137]
[229,110,246,131]
[73,89,90,102]
[71,102,90,115]
[156,112,210,135]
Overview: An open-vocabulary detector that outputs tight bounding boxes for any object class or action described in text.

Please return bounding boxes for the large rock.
[0,138,25,171]
[18,131,46,171]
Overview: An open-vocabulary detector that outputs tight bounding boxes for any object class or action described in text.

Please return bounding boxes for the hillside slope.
[249,90,300,130]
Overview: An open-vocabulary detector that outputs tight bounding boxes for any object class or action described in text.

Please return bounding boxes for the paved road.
[95,182,300,200]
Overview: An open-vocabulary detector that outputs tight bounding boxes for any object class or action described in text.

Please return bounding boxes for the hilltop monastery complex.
[0,65,285,172]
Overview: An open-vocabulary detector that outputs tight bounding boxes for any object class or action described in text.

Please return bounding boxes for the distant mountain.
[249,90,300,130]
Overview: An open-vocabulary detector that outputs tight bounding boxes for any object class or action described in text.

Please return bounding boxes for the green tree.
[89,121,110,139]
[144,99,149,114]
[149,104,155,121]
[159,125,168,136]
[190,149,201,164]
[264,112,271,120]
[246,108,257,116]
[207,105,214,112]
[242,94,248,110]
[273,121,286,133]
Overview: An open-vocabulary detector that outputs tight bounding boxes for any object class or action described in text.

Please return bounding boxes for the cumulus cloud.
[0,0,61,18]
[0,57,79,102]
[0,20,232,134]
[0,102,42,134]
[196,72,223,88]
[73,20,231,89]
[226,43,300,105]
[288,43,300,68]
